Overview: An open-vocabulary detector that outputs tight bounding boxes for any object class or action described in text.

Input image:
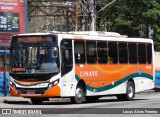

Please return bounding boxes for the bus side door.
[60,39,75,96]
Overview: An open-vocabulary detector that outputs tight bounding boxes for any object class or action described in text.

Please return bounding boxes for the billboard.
[0,12,19,32]
[0,0,27,48]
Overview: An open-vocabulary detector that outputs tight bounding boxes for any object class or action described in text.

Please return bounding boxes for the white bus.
[8,31,154,104]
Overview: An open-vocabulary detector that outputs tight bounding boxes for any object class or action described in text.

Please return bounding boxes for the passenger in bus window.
[108,56,113,64]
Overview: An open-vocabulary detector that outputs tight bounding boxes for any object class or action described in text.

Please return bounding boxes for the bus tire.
[126,81,135,101]
[31,98,43,105]
[117,81,135,101]
[70,85,85,104]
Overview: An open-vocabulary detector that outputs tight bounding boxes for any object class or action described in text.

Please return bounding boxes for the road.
[0,91,160,117]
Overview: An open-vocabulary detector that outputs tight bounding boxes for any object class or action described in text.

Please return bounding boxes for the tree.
[97,0,160,51]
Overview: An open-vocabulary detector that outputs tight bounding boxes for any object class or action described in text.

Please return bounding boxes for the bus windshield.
[10,46,59,74]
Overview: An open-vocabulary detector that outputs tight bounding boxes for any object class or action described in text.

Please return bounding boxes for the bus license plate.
[27,91,35,94]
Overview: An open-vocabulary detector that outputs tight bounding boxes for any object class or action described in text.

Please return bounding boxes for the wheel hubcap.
[128,85,133,98]
[75,88,82,99]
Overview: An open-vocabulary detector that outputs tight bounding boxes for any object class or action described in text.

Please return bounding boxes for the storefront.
[0,0,27,95]
[0,0,27,48]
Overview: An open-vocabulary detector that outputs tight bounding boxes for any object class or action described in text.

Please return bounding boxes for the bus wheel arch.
[77,80,86,95]
[128,78,135,90]
[117,78,135,101]
[70,80,86,104]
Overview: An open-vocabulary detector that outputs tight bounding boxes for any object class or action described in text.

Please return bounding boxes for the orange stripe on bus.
[93,65,133,74]
[75,64,153,88]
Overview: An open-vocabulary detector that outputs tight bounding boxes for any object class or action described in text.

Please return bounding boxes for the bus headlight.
[10,81,16,89]
[48,79,59,89]
[10,81,13,85]
[12,83,16,89]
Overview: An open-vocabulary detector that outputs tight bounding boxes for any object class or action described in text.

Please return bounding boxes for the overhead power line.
[98,0,117,13]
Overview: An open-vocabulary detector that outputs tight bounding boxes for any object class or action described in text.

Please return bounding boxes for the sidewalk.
[0,96,70,104]
[0,96,30,104]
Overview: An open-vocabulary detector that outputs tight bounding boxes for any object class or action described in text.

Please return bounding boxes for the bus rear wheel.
[70,86,85,104]
[31,98,43,105]
[117,81,135,101]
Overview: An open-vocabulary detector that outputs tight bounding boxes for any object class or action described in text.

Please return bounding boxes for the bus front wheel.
[70,86,85,104]
[117,81,135,101]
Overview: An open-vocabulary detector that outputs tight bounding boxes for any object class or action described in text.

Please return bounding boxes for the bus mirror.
[65,50,69,60]
[52,48,58,58]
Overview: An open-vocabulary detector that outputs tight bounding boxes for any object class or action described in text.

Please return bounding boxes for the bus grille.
[16,88,47,94]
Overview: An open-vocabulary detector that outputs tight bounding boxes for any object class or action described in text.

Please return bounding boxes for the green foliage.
[97,0,160,51]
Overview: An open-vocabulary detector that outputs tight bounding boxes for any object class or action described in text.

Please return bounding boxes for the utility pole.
[89,0,95,31]
[75,0,78,31]
[75,0,95,31]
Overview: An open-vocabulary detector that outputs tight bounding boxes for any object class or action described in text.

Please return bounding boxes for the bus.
[7,31,154,104]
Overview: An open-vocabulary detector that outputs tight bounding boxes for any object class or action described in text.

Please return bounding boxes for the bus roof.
[15,31,122,37]
[15,31,153,43]
[15,33,53,36]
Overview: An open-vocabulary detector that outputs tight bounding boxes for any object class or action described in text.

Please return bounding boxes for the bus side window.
[74,41,85,64]
[118,43,128,64]
[128,43,137,64]
[61,40,73,76]
[97,42,108,64]
[147,44,152,64]
[108,42,118,64]
[86,41,97,64]
[138,43,146,64]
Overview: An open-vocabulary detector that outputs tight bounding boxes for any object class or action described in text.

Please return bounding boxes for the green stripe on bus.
[75,73,153,92]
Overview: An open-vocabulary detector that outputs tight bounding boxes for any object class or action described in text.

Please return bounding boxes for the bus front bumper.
[9,85,61,98]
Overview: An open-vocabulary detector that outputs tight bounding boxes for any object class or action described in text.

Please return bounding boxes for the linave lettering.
[80,71,98,77]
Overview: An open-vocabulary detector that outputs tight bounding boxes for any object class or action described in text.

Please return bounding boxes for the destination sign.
[17,37,53,43]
